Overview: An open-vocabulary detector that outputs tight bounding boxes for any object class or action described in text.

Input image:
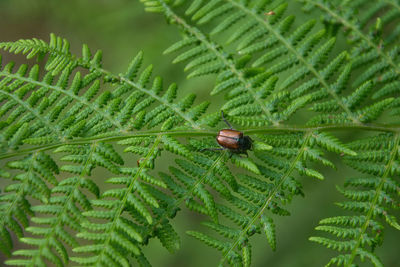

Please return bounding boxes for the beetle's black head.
[241,135,252,151]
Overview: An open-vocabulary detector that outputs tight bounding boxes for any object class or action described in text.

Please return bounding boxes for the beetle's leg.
[221,110,233,129]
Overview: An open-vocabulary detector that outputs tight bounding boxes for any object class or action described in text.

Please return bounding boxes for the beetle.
[202,111,252,155]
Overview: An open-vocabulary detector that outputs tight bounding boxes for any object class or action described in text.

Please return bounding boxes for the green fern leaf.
[311,133,400,266]
[261,215,276,251]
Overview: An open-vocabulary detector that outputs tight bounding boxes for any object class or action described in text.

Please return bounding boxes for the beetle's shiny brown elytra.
[216,129,252,153]
[202,111,252,155]
[217,129,243,149]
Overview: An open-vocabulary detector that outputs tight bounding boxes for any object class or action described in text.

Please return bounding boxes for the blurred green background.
[0,0,398,266]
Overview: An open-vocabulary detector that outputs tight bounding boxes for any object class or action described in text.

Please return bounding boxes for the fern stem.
[306,0,400,75]
[1,124,400,160]
[228,0,360,123]
[0,130,213,160]
[346,133,400,266]
[219,131,313,266]
[156,0,277,124]
[245,124,400,133]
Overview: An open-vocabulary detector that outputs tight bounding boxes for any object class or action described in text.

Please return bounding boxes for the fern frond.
[301,0,400,116]
[70,138,168,266]
[311,133,400,266]
[144,0,325,125]
[0,33,78,76]
[0,152,58,256]
[4,142,120,266]
[142,0,393,129]
[162,151,229,223]
[0,34,205,141]
[260,215,276,251]
[185,132,308,266]
[179,129,358,266]
[0,34,217,264]
[1,3,400,266]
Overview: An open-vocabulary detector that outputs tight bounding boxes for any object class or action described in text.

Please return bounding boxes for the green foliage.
[301,0,400,114]
[0,152,58,256]
[0,0,399,266]
[310,133,400,266]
